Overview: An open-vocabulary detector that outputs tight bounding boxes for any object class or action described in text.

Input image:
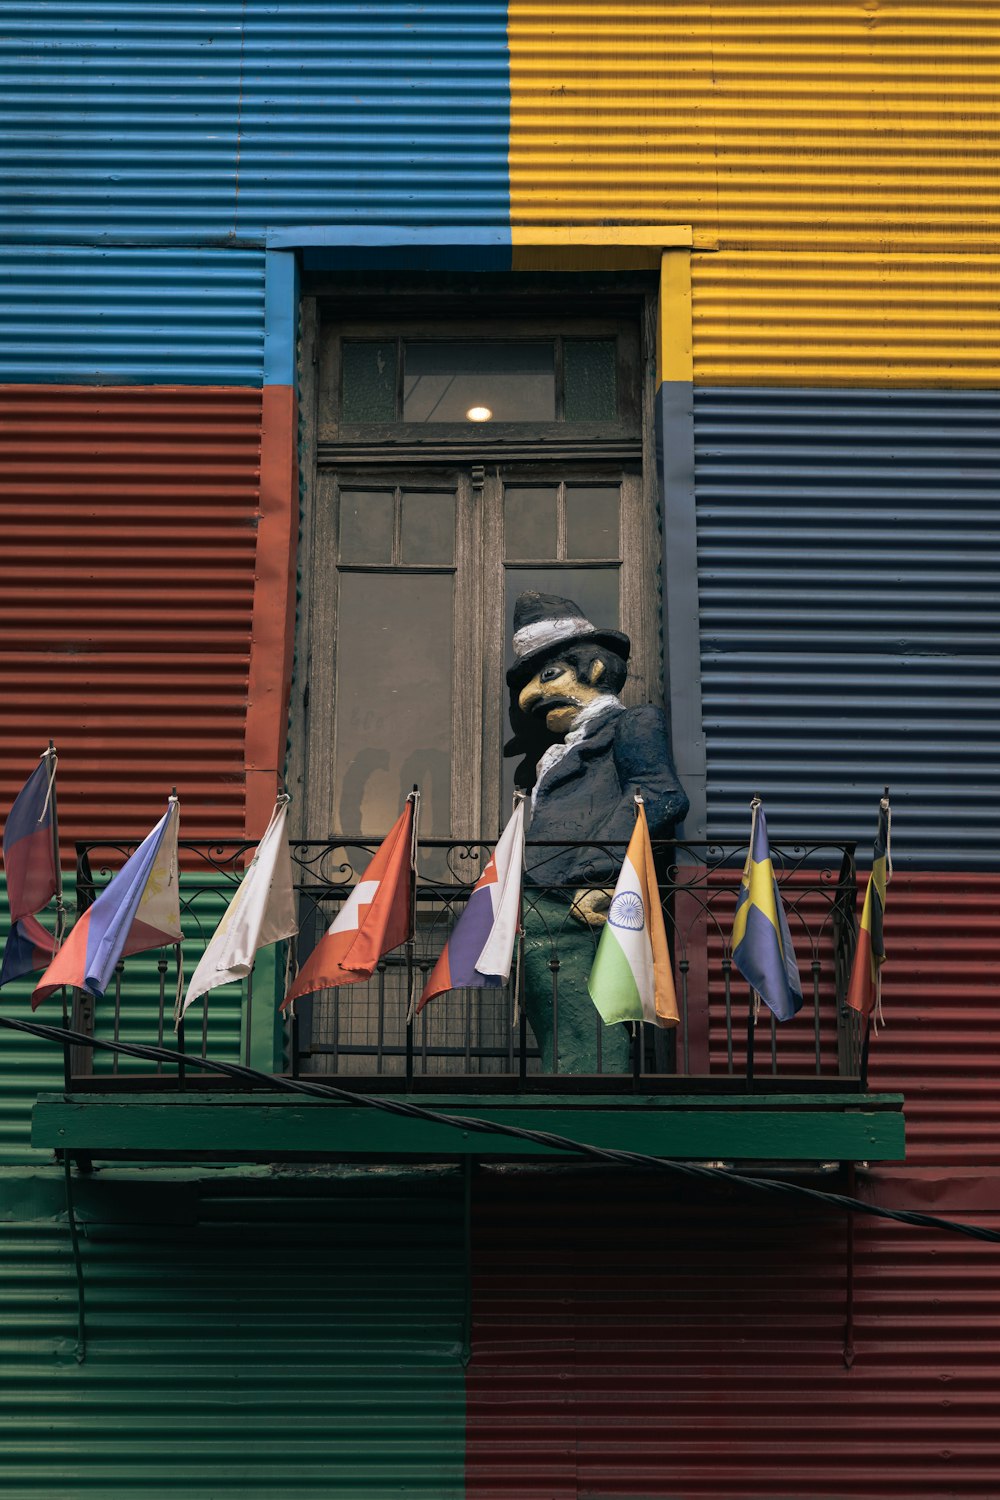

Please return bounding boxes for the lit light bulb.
[465,405,493,422]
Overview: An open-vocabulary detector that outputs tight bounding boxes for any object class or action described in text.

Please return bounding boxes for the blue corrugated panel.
[0,247,264,384]
[694,389,1000,867]
[0,2,511,245]
[0,2,243,244]
[231,1,511,235]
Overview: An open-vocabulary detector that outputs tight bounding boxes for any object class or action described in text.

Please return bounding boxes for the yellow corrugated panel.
[507,2,1000,251]
[692,251,1000,385]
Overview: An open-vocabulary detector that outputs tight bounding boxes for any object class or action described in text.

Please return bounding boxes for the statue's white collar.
[531,695,624,805]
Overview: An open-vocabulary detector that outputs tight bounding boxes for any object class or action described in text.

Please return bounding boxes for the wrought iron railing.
[67,835,863,1091]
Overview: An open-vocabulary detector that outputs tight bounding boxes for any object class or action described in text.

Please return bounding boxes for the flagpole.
[631,789,643,1089]
[405,786,419,1090]
[46,743,66,950]
[744,795,761,1089]
[45,742,73,1087]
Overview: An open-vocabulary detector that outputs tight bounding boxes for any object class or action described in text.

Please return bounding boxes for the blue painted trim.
[269,224,513,273]
[263,251,300,387]
[658,380,707,842]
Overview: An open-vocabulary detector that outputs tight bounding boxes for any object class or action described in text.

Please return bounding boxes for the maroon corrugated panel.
[468,1167,1000,1499]
[860,873,1000,1171]
[699,871,999,1169]
[0,386,261,845]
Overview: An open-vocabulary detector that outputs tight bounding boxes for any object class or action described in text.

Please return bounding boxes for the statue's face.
[517,657,606,739]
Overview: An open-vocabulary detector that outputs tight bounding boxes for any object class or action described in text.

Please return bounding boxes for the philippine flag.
[32,798,182,1009]
[416,796,526,1014]
[0,749,59,988]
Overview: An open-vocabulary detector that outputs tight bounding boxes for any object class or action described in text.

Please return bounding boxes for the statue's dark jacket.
[523,704,689,888]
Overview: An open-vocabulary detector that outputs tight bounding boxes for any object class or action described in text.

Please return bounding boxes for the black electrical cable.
[4,1012,999,1247]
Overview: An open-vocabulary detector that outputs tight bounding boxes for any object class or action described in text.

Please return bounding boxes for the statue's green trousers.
[521,892,632,1075]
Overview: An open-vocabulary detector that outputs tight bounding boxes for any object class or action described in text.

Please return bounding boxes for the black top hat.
[506,591,630,689]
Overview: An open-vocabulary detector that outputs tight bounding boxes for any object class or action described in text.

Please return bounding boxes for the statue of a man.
[506,592,689,1073]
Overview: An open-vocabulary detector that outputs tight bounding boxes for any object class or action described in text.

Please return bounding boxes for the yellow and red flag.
[846,796,891,1026]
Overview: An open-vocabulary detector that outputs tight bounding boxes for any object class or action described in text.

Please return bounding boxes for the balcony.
[30,835,905,1167]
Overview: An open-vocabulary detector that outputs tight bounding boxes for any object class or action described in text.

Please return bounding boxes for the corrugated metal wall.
[0,248,265,386]
[468,1166,1000,1499]
[0,1169,466,1498]
[0,386,262,845]
[693,386,1000,862]
[0,2,512,245]
[507,1,1000,249]
[691,252,1000,391]
[0,2,245,243]
[235,2,511,234]
[0,874,245,1167]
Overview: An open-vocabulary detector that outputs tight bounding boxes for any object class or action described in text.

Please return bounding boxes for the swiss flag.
[281,800,414,1007]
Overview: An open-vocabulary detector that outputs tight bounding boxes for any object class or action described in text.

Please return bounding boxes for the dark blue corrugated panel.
[0,2,243,244]
[694,388,1000,866]
[235,2,511,235]
[0,247,265,384]
[0,2,511,245]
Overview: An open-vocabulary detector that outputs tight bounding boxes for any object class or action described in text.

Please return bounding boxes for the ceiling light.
[466,405,493,422]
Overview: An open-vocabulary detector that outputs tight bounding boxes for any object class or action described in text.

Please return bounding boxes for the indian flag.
[587,801,679,1028]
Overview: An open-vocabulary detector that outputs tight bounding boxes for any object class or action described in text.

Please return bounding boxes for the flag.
[32,798,182,1009]
[282,798,414,1007]
[587,800,679,1028]
[179,796,297,1024]
[846,796,891,1025]
[416,796,526,1014]
[0,750,59,987]
[730,800,803,1022]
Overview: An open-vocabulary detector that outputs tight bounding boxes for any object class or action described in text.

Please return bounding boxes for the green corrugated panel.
[0,1168,465,1498]
[0,874,257,1164]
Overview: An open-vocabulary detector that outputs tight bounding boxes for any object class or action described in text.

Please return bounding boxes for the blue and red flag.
[0,749,59,987]
[846,795,891,1027]
[730,799,803,1023]
[416,797,526,1014]
[32,797,182,1009]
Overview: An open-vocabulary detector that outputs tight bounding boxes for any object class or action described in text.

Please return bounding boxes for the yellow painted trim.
[658,249,693,386]
[513,225,693,248]
[511,223,693,271]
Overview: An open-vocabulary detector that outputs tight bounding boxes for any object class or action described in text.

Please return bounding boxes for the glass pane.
[403,341,555,423]
[341,341,397,422]
[565,486,620,559]
[401,491,455,565]
[339,490,393,564]
[563,340,617,421]
[335,573,453,836]
[504,487,557,561]
[502,567,621,810]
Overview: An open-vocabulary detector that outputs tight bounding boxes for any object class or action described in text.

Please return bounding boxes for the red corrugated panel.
[860,873,1000,1171]
[468,1168,1000,1499]
[699,871,999,1169]
[0,386,261,845]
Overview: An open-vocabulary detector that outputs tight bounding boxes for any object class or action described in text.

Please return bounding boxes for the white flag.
[178,798,297,1023]
[475,795,526,979]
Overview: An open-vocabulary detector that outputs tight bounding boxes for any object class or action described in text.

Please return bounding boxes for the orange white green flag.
[587,797,679,1028]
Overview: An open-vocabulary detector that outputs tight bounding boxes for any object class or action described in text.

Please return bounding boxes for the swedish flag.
[731,800,803,1022]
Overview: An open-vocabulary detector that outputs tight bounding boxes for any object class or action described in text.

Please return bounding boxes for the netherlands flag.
[0,749,59,988]
[416,797,526,1014]
[32,798,182,1009]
